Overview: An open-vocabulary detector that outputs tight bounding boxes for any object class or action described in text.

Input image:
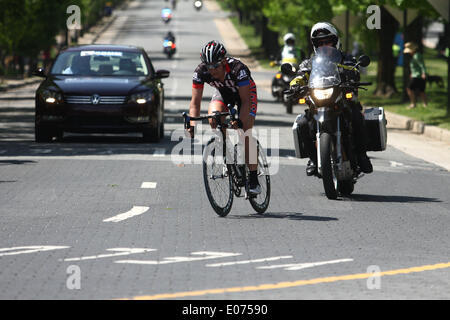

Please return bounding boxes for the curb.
[385,111,450,143]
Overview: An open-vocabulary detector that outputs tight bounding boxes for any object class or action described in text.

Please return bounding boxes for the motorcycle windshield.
[309,47,342,89]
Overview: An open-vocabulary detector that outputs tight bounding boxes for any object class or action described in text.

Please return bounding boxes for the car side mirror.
[280,63,296,77]
[358,55,370,68]
[155,69,170,79]
[33,68,47,78]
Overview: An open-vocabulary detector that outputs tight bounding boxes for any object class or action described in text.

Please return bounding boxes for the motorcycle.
[161,8,172,24]
[163,39,176,59]
[193,0,203,10]
[270,60,296,114]
[285,46,387,199]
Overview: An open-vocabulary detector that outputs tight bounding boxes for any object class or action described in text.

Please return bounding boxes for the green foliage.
[0,0,126,75]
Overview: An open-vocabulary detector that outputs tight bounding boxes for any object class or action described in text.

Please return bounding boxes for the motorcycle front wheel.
[320,133,338,199]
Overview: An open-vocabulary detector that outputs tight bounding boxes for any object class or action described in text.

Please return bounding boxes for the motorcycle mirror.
[280,63,296,77]
[358,55,370,68]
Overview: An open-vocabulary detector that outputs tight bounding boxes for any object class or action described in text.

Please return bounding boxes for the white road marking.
[115,251,242,265]
[0,246,69,257]
[31,149,52,154]
[62,248,156,262]
[103,206,150,222]
[141,182,157,189]
[390,161,404,167]
[153,148,166,157]
[205,255,293,267]
[256,258,353,271]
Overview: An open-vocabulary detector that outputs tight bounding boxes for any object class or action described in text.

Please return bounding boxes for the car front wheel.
[35,124,54,143]
[142,123,161,143]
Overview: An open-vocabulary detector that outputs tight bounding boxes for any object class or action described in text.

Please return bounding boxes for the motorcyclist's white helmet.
[310,22,341,52]
[283,33,296,44]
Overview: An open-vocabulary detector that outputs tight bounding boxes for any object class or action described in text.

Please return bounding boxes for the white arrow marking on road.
[256,258,353,271]
[103,206,150,222]
[62,248,156,262]
[205,255,293,267]
[390,161,404,167]
[0,246,69,257]
[141,182,157,189]
[115,251,242,265]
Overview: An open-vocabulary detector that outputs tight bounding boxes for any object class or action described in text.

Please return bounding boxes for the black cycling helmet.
[200,40,227,64]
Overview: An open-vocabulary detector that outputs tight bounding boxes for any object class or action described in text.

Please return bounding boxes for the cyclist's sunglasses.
[206,61,222,70]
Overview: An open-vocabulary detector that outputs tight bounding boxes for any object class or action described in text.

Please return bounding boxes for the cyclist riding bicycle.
[187,40,261,195]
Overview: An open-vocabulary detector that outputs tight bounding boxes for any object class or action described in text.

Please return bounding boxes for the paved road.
[0,0,449,302]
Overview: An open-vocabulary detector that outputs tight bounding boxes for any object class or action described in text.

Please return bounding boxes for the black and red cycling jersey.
[192,57,257,116]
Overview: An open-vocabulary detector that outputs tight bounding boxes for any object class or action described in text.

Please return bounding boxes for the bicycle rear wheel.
[249,141,271,214]
[203,138,233,217]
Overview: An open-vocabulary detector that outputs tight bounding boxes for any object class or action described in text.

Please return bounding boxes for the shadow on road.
[227,212,338,221]
[347,194,441,203]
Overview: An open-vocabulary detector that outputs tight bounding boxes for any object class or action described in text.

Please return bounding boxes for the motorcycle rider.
[271,33,305,102]
[164,31,175,43]
[293,22,373,176]
[187,40,261,195]
[276,33,305,69]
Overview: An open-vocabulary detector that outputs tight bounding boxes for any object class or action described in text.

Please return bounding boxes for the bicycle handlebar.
[182,104,240,130]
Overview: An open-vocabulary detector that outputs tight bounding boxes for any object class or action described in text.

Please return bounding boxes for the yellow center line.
[121,261,450,300]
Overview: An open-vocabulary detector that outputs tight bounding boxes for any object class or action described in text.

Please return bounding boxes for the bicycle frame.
[183,106,255,199]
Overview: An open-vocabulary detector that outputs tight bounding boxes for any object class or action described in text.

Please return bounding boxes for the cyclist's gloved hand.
[230,119,243,130]
[185,126,194,139]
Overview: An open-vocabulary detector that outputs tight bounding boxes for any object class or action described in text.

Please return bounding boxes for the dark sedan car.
[34,44,170,142]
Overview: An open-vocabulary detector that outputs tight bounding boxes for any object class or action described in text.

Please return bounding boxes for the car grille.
[65,95,127,105]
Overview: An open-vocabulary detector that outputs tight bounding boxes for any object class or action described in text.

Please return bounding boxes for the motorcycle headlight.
[313,88,334,100]
[130,91,153,105]
[42,90,63,104]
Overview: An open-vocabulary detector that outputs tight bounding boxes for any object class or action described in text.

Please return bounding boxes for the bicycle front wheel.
[249,141,271,214]
[203,138,233,217]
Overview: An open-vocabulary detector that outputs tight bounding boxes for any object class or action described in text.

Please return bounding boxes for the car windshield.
[309,46,342,89]
[50,50,149,76]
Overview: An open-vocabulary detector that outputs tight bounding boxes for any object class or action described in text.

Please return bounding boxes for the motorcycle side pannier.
[292,114,309,158]
[364,107,387,151]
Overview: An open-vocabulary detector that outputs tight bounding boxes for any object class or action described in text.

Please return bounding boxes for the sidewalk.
[206,0,450,171]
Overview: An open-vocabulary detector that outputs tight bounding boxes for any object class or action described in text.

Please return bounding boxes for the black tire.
[203,138,233,217]
[143,123,160,143]
[285,100,293,114]
[249,141,270,214]
[159,121,164,139]
[35,124,54,143]
[338,179,354,196]
[320,133,338,200]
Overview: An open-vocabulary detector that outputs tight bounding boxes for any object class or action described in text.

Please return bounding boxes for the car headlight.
[313,88,334,100]
[130,91,153,105]
[42,90,63,104]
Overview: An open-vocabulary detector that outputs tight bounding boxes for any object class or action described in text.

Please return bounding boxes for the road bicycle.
[182,105,270,217]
